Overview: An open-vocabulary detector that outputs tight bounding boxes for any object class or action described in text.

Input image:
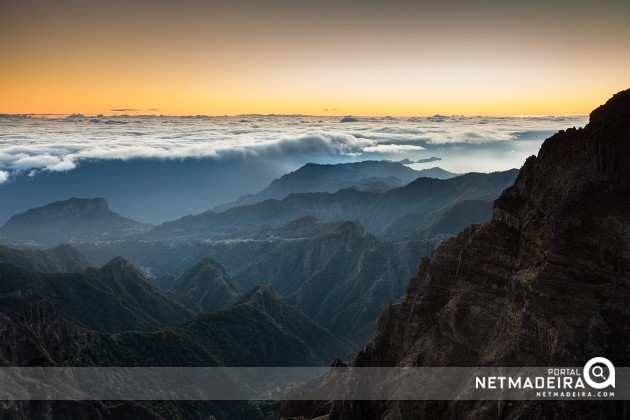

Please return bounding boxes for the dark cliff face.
[284,91,630,419]
[363,89,630,369]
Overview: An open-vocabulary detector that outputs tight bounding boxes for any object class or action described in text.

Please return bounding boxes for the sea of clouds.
[0,113,588,183]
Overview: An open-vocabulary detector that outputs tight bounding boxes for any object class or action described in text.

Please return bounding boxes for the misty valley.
[0,160,517,348]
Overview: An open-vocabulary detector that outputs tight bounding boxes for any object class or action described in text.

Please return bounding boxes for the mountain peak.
[589,88,630,125]
[172,256,239,312]
[494,88,630,231]
[245,284,277,297]
[77,196,108,210]
[235,284,279,308]
[192,256,226,271]
[0,197,149,246]
[587,88,630,185]
[99,256,144,279]
[43,197,110,212]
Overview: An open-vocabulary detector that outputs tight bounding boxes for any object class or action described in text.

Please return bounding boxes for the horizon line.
[1,112,589,119]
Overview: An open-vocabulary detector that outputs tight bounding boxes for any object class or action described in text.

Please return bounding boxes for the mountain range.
[0,164,505,247]
[281,89,630,419]
[0,248,353,418]
[0,257,197,332]
[0,160,515,347]
[213,161,456,211]
[0,283,351,368]
[149,169,517,241]
[75,218,434,346]
[0,284,351,418]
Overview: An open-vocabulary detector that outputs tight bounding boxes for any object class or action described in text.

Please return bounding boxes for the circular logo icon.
[583,357,615,389]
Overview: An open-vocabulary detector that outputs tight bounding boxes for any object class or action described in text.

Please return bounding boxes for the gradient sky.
[1,0,629,116]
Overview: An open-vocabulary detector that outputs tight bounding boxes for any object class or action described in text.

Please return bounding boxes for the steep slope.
[0,197,150,247]
[151,170,517,240]
[213,160,456,211]
[285,90,630,418]
[0,257,197,332]
[171,257,240,312]
[0,243,89,272]
[0,287,352,367]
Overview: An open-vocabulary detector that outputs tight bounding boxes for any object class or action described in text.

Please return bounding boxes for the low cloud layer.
[0,114,588,181]
[416,157,442,163]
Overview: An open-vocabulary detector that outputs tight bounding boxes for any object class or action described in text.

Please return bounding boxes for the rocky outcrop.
[283,90,630,418]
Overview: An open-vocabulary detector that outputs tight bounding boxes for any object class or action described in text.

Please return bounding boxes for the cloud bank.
[0,114,588,178]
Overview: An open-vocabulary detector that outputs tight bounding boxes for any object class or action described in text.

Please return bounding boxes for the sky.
[1,0,629,117]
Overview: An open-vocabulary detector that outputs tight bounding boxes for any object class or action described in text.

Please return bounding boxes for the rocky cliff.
[283,90,630,419]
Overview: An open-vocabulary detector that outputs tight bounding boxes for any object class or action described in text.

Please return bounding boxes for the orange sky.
[1,0,629,116]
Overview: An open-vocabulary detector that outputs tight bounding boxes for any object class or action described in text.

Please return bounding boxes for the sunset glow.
[1,0,629,116]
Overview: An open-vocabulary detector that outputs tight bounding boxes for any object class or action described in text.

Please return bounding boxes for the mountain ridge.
[1,285,352,367]
[151,169,517,240]
[212,161,457,212]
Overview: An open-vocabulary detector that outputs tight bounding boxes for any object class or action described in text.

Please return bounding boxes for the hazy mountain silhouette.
[0,197,150,247]
[213,161,457,212]
[151,170,517,241]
